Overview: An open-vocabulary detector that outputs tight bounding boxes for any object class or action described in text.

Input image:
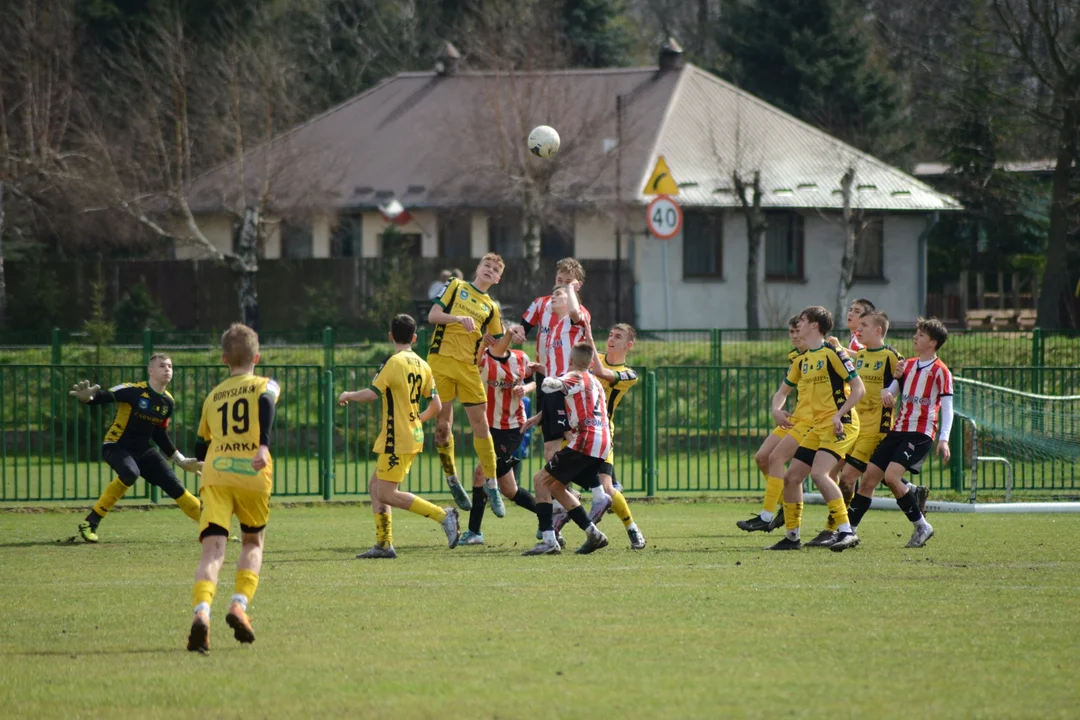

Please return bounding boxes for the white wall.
[635,211,926,330]
[173,214,233,259]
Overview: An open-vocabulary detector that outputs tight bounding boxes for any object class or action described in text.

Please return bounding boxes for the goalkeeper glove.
[69,380,101,403]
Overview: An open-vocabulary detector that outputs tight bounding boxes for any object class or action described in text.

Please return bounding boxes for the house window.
[281,221,313,259]
[765,212,804,281]
[438,213,472,258]
[331,215,361,258]
[541,220,574,259]
[488,212,523,259]
[682,211,723,279]
[380,232,422,260]
[854,216,884,279]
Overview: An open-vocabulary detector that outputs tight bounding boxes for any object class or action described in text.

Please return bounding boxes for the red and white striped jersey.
[545,307,592,377]
[557,371,612,459]
[893,357,953,438]
[481,348,532,430]
[521,296,554,371]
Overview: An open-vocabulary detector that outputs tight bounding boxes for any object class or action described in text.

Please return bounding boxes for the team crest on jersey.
[817,360,825,370]
[138,398,149,409]
[874,361,883,370]
[459,289,469,300]
[480,304,489,312]
[856,359,864,369]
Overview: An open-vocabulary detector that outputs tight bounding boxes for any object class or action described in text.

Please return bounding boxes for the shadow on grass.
[3,646,243,657]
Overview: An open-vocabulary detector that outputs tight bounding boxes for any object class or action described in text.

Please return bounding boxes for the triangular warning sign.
[643,155,679,196]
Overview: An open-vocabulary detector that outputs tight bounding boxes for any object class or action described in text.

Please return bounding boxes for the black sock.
[896,488,923,523]
[468,487,487,534]
[85,509,103,529]
[848,494,873,528]
[568,505,591,531]
[512,488,537,514]
[537,502,554,532]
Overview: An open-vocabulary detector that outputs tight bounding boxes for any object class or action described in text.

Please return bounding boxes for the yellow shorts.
[799,422,859,461]
[199,484,270,535]
[846,430,887,471]
[770,419,812,445]
[375,452,417,484]
[428,354,486,405]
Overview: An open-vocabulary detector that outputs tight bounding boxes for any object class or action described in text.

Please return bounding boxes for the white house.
[181,42,958,328]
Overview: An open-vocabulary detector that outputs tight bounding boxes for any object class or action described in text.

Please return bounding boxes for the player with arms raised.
[69,353,202,542]
[427,254,507,516]
[187,324,280,653]
[834,318,952,551]
[340,314,459,558]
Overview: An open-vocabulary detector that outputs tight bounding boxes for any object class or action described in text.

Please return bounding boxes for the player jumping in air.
[340,314,460,558]
[70,353,202,542]
[187,324,280,652]
[833,318,952,551]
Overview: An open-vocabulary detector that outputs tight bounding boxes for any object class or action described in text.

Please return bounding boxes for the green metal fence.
[4,362,1079,503]
[4,327,1078,370]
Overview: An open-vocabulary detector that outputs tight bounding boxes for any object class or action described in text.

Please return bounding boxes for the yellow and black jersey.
[785,344,858,425]
[853,344,904,432]
[429,278,504,365]
[197,374,281,493]
[784,349,813,424]
[371,350,437,456]
[89,382,177,456]
[596,352,639,426]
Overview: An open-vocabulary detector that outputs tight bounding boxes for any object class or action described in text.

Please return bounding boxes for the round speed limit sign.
[646,195,683,239]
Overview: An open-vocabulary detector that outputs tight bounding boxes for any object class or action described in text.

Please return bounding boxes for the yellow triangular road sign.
[643,155,679,196]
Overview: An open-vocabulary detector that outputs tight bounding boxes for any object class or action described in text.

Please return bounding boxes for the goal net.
[953,377,1080,499]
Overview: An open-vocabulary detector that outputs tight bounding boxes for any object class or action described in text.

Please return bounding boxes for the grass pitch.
[1,501,1078,719]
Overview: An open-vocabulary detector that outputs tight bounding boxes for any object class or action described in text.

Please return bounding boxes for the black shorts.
[545,447,605,489]
[868,432,932,475]
[490,428,523,478]
[538,390,569,443]
[102,444,186,498]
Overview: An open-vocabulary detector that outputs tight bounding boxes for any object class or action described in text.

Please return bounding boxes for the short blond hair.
[556,257,585,283]
[148,352,171,365]
[570,342,593,370]
[612,323,636,342]
[221,323,259,368]
[480,252,505,272]
[863,310,890,335]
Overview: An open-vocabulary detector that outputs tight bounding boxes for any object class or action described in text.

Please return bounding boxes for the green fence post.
[322,369,334,501]
[645,370,657,497]
[323,326,335,369]
[709,328,720,366]
[1032,328,1045,394]
[949,414,965,493]
[51,327,62,364]
[142,328,153,366]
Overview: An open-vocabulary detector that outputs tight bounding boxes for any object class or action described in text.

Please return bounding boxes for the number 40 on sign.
[647,195,682,240]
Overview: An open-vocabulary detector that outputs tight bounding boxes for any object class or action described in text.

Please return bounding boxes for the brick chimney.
[659,37,684,72]
[436,42,461,76]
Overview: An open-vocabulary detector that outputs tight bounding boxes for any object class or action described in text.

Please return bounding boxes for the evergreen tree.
[562,0,632,68]
[719,0,906,159]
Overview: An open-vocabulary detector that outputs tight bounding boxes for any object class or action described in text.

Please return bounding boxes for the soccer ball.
[528,125,561,158]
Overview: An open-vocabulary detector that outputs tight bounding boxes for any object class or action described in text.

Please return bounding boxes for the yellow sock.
[92,478,130,517]
[233,569,259,604]
[175,490,202,522]
[408,496,447,523]
[375,512,393,547]
[473,435,498,479]
[825,513,837,531]
[436,438,457,478]
[192,580,216,610]
[763,476,784,514]
[826,497,850,528]
[783,501,803,532]
[611,490,634,528]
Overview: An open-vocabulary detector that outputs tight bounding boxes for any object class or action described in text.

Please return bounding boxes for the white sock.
[627,522,639,532]
[230,594,249,611]
[759,509,774,522]
[591,486,608,503]
[552,498,565,512]
[786,528,800,541]
[447,475,460,485]
[905,481,915,493]
[193,602,210,617]
[586,522,601,536]
[837,523,852,534]
[484,478,497,490]
[542,530,557,545]
[914,517,931,531]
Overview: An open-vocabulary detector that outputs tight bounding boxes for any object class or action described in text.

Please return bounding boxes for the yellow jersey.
[853,344,904,432]
[597,352,639,427]
[784,343,858,426]
[197,374,281,493]
[371,349,437,456]
[429,278,504,365]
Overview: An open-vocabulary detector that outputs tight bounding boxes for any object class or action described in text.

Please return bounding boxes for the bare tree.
[836,166,860,321]
[732,170,766,330]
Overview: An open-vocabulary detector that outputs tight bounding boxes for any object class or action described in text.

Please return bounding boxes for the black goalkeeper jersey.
[88,382,177,457]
